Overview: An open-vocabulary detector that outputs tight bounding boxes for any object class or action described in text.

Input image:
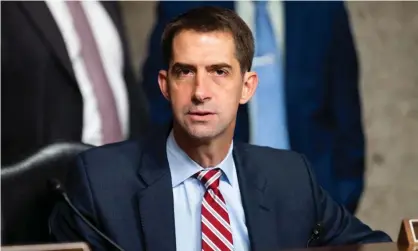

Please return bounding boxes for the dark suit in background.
[141,1,364,213]
[1,1,148,166]
[50,125,390,251]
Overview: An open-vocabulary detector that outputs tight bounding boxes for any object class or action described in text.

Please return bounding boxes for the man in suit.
[141,1,364,213]
[1,1,148,166]
[50,6,390,251]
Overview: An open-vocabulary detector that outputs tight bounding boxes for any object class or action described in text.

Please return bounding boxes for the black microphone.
[306,223,323,248]
[48,179,125,251]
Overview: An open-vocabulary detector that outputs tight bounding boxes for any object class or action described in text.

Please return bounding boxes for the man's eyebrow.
[170,62,233,71]
[207,63,233,70]
[170,62,196,70]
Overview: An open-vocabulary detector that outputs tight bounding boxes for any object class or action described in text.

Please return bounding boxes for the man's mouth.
[187,111,216,120]
[188,111,214,116]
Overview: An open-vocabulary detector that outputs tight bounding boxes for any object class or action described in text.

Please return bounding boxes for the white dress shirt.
[46,0,129,146]
[166,131,250,251]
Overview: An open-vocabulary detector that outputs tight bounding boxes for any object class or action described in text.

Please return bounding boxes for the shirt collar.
[166,130,235,188]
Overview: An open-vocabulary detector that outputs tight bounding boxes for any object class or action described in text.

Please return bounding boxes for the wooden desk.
[1,242,90,251]
[287,243,417,251]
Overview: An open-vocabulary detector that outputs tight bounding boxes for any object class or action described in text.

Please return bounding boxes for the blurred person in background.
[141,1,364,213]
[1,1,148,166]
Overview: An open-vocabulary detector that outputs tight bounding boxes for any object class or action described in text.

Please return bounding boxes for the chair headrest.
[1,142,92,178]
[1,142,93,245]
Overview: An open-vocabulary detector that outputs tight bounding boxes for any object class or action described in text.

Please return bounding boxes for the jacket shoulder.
[76,140,144,180]
[236,143,310,175]
[80,140,142,161]
[235,143,315,200]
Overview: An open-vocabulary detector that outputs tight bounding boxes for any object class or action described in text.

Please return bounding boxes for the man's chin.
[187,131,217,141]
[185,126,220,141]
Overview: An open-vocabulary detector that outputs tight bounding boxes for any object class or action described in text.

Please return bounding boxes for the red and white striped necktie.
[196,169,234,251]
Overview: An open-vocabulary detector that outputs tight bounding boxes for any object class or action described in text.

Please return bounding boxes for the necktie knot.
[195,168,222,191]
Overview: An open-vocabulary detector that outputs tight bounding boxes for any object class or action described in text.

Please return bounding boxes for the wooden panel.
[398,218,418,247]
[1,242,90,251]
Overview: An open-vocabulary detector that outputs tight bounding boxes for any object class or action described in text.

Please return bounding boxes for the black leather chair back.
[1,142,92,245]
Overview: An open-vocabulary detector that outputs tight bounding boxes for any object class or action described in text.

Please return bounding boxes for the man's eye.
[214,69,228,76]
[177,69,193,76]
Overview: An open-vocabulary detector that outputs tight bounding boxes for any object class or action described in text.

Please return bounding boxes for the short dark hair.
[161,6,254,73]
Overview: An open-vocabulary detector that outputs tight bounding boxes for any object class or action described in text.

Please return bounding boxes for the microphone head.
[47,178,65,195]
[314,223,323,235]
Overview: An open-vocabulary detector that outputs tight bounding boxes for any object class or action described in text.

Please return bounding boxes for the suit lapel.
[136,125,176,251]
[233,143,282,250]
[19,2,75,81]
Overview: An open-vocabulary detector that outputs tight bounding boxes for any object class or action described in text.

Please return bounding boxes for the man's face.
[158,30,257,140]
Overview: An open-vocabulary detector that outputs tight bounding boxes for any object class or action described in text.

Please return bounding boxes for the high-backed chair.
[1,143,92,245]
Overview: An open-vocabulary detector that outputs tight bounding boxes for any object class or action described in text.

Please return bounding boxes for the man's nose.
[192,72,212,103]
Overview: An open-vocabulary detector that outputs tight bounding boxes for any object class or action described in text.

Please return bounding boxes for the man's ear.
[239,71,258,104]
[158,70,170,101]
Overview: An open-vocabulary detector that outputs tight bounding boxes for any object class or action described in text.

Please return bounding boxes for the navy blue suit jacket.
[141,1,364,212]
[49,125,390,251]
